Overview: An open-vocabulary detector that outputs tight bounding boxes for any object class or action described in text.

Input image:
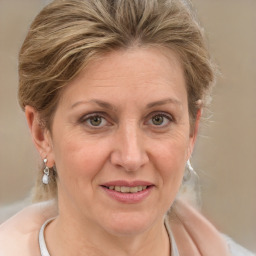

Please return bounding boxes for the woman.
[0,0,254,255]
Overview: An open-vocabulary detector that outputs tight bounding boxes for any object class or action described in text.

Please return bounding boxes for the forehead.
[58,47,187,108]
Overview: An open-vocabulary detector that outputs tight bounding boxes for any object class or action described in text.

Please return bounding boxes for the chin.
[101,211,160,237]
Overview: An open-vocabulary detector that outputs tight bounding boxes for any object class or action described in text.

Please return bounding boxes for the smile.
[106,185,148,193]
[101,181,154,203]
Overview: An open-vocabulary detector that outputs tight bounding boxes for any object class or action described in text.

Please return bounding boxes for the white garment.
[222,235,255,256]
[39,218,53,256]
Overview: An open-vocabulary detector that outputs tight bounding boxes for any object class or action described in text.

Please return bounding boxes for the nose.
[110,121,149,172]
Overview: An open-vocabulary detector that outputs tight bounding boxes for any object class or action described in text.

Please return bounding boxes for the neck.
[45,206,170,256]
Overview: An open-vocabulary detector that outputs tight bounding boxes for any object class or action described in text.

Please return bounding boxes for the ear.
[25,105,55,167]
[187,109,202,159]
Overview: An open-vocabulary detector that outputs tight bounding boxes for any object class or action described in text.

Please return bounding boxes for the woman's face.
[48,47,197,236]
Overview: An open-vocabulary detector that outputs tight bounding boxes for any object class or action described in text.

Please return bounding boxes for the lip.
[100,180,154,204]
[102,180,153,187]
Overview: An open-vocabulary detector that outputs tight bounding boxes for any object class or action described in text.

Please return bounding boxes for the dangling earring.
[42,158,50,185]
[183,159,197,182]
[180,160,201,208]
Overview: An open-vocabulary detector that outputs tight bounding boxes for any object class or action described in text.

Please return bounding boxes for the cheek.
[52,134,111,183]
[147,135,189,213]
[151,133,190,183]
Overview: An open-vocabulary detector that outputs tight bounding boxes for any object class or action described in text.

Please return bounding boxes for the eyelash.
[78,111,174,129]
[79,112,110,129]
[146,112,174,128]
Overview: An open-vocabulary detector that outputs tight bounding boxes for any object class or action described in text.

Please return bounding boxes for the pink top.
[0,199,253,255]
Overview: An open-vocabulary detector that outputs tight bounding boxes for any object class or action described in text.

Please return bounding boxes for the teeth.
[115,186,121,192]
[107,185,148,193]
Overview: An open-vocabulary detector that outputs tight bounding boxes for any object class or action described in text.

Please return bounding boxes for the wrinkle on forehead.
[59,46,187,113]
[69,46,185,87]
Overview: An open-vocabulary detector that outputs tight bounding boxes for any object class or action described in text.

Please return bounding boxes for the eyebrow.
[71,98,182,110]
[146,98,182,108]
[71,99,116,110]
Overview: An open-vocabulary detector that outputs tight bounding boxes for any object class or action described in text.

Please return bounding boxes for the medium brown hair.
[18,0,215,201]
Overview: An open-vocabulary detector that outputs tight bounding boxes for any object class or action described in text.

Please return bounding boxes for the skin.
[26,47,200,256]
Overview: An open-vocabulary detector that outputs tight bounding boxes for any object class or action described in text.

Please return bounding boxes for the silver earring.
[183,159,197,182]
[42,158,50,185]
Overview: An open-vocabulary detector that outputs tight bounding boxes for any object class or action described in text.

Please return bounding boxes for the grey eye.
[152,115,164,125]
[88,116,103,126]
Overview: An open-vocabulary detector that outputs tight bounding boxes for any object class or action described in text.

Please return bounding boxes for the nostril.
[110,150,148,172]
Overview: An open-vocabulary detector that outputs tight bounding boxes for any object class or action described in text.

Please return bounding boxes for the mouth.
[100,181,154,203]
[102,185,151,193]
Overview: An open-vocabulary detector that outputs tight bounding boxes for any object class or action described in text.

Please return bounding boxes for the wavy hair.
[18,0,215,201]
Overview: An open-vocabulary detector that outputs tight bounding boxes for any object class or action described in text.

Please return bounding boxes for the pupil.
[90,116,101,126]
[153,115,163,125]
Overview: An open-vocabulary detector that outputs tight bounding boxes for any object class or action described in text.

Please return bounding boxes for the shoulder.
[169,200,255,256]
[169,199,231,256]
[222,235,255,256]
[0,200,57,256]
